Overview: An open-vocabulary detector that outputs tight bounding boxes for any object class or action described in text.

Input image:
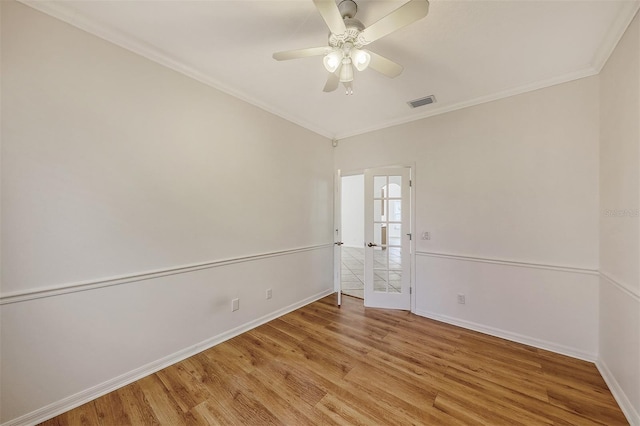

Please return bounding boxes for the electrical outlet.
[457,294,466,304]
[266,288,272,299]
[232,298,239,311]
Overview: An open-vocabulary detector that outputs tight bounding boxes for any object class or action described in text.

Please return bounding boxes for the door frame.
[333,170,342,306]
[334,164,416,312]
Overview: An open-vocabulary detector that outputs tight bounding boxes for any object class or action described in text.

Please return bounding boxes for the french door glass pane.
[374,200,386,222]
[388,199,402,222]
[389,247,402,270]
[374,271,388,292]
[374,176,387,197]
[388,224,402,245]
[374,248,387,269]
[388,176,402,197]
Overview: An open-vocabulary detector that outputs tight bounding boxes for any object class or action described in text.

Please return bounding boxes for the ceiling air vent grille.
[408,95,436,108]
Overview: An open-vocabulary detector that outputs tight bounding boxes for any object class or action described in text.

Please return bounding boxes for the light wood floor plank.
[93,389,131,426]
[39,294,628,425]
[114,382,161,425]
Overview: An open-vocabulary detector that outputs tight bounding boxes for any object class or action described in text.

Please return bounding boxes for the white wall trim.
[18,1,640,142]
[0,244,333,305]
[596,359,640,426]
[592,2,640,73]
[414,309,598,362]
[335,68,599,139]
[416,251,599,276]
[600,270,640,301]
[17,0,333,140]
[1,288,335,426]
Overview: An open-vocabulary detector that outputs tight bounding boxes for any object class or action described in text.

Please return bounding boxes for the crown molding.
[591,1,640,73]
[18,0,334,140]
[18,0,640,142]
[335,67,599,139]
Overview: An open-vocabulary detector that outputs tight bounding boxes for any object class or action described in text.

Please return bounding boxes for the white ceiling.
[22,0,640,139]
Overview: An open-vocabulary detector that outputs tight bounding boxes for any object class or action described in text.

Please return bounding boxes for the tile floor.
[340,246,365,299]
[340,246,403,299]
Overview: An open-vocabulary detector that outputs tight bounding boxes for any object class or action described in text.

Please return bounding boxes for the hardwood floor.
[40,294,628,425]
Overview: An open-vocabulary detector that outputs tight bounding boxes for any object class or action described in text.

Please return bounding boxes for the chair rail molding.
[599,269,640,301]
[416,251,599,276]
[1,243,334,305]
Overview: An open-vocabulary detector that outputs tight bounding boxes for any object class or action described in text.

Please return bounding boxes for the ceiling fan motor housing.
[338,0,358,19]
[329,19,368,52]
[330,1,366,48]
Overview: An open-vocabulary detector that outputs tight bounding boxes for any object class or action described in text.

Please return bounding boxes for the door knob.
[334,242,344,246]
[367,242,378,247]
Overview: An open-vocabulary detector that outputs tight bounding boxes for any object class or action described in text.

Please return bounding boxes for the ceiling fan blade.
[359,0,429,44]
[367,50,404,78]
[273,46,331,61]
[323,70,340,92]
[313,0,347,35]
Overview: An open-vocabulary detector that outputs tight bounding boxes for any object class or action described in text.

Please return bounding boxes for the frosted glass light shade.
[323,50,344,72]
[351,49,371,71]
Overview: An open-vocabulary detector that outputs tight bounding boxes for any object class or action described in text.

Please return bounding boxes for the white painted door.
[334,170,343,306]
[364,167,411,310]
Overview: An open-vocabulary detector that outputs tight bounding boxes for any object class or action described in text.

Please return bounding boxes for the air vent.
[407,95,436,108]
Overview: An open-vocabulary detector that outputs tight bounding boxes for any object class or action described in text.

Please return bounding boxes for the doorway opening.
[336,166,413,310]
[340,174,365,299]
[363,167,411,309]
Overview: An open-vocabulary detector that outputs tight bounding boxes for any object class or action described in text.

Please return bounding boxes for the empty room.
[1,0,639,425]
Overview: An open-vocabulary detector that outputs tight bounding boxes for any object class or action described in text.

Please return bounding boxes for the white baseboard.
[596,359,640,426]
[413,309,598,362]
[3,289,334,426]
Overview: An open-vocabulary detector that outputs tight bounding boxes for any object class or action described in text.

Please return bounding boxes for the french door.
[364,167,411,310]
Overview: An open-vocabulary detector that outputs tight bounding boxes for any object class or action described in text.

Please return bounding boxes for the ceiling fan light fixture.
[339,61,354,82]
[351,48,371,71]
[323,50,344,73]
[273,0,430,93]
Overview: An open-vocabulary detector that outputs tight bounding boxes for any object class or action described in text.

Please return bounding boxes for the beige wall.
[0,1,333,423]
[334,11,640,422]
[599,9,640,424]
[2,1,332,294]
[2,0,639,424]
[335,76,601,359]
[335,77,600,267]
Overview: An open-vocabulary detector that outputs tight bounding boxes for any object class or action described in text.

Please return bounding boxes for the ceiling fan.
[273,0,429,95]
